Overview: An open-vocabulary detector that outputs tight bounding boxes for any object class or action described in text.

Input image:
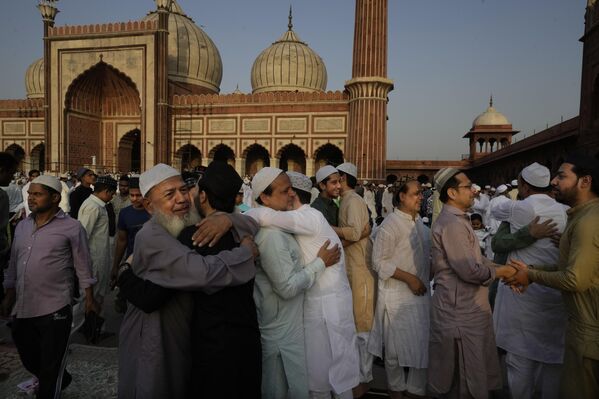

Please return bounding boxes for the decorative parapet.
[0,99,44,117]
[48,20,157,37]
[171,90,348,107]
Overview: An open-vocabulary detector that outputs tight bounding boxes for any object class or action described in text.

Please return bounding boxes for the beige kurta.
[338,189,375,333]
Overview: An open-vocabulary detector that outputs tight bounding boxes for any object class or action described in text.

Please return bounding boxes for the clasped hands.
[500,259,531,293]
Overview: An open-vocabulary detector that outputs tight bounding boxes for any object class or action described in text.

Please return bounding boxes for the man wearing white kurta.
[491,163,568,399]
[251,167,341,399]
[247,171,359,399]
[78,175,117,305]
[382,185,394,218]
[370,180,431,398]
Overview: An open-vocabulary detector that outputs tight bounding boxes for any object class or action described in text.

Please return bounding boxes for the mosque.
[0,0,597,184]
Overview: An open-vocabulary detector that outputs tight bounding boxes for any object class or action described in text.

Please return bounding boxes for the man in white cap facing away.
[490,162,568,399]
[246,171,358,399]
[427,168,517,399]
[509,179,519,200]
[250,167,341,399]
[117,163,259,399]
[312,165,341,226]
[336,162,376,397]
[471,183,490,223]
[382,183,394,218]
[1,175,98,397]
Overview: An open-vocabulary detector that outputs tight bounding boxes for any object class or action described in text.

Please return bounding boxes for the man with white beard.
[246,171,359,399]
[117,164,259,399]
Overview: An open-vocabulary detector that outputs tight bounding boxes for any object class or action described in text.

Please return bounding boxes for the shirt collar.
[318,195,337,205]
[566,197,599,217]
[394,208,418,222]
[88,194,107,207]
[443,204,468,218]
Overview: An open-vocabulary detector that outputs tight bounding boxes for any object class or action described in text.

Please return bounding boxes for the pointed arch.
[313,143,343,169]
[277,143,306,173]
[208,144,235,165]
[174,144,202,171]
[243,144,270,176]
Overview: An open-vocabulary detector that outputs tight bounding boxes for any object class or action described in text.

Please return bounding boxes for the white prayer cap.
[434,167,461,191]
[520,162,550,188]
[490,186,497,192]
[484,185,491,189]
[363,180,369,185]
[140,163,180,197]
[387,184,392,188]
[286,171,312,194]
[472,183,481,192]
[336,162,358,179]
[511,179,518,186]
[252,167,283,200]
[315,165,338,184]
[496,184,509,194]
[32,175,61,193]
[378,184,385,188]
[422,217,430,224]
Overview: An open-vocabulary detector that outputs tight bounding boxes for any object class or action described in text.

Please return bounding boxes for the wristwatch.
[117,262,131,279]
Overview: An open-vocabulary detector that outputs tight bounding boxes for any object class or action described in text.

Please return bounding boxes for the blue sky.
[0,0,586,160]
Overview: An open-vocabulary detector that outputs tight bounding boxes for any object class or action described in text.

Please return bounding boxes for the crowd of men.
[0,150,598,399]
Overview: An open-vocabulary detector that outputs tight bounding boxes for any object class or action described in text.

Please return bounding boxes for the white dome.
[25,58,44,99]
[143,1,222,93]
[472,97,510,127]
[251,13,327,93]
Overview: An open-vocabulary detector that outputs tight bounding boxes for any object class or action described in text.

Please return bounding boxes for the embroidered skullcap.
[336,162,358,179]
[32,175,61,193]
[434,168,461,191]
[286,171,312,194]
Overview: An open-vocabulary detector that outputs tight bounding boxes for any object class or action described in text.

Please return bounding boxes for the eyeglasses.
[456,184,473,190]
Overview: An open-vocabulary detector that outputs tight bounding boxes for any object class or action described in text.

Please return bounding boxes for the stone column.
[305,157,314,177]
[235,157,245,176]
[154,0,171,165]
[345,0,393,181]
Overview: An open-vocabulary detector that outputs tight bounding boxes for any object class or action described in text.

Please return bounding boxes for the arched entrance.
[30,143,45,172]
[118,130,141,172]
[209,144,235,166]
[244,144,270,176]
[5,144,25,169]
[313,143,344,170]
[278,144,306,173]
[65,61,141,171]
[175,144,202,171]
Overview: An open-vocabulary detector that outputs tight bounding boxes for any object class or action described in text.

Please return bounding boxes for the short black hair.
[94,183,116,194]
[565,153,599,195]
[197,181,236,213]
[28,169,40,177]
[0,152,18,172]
[294,189,312,205]
[470,213,483,223]
[392,180,415,207]
[439,175,460,203]
[338,171,357,189]
[255,183,274,206]
[119,174,130,182]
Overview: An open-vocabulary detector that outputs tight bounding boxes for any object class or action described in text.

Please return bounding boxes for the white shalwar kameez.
[369,209,431,395]
[247,205,360,398]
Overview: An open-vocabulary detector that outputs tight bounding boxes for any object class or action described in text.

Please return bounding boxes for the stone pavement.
[0,290,392,398]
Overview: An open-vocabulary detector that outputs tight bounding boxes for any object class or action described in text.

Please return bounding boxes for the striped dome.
[25,58,44,99]
[143,1,222,93]
[251,15,327,93]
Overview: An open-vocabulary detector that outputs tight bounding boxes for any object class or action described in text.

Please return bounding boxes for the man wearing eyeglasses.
[427,168,517,399]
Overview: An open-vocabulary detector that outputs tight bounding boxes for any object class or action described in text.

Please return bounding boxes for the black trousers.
[12,305,72,399]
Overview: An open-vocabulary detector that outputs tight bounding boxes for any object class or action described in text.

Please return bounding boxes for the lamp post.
[38,0,59,171]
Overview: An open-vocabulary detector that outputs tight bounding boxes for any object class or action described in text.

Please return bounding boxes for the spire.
[489,94,494,108]
[288,5,293,31]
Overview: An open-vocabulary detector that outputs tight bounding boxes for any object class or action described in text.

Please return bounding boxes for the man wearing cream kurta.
[370,180,431,398]
[247,171,359,399]
[336,163,375,396]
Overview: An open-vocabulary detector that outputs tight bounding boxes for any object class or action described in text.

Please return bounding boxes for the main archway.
[65,61,141,171]
[278,144,306,173]
[244,144,270,176]
[174,144,202,171]
[313,143,344,170]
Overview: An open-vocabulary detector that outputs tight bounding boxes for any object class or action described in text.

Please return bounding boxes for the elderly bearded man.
[246,171,359,399]
[117,164,259,399]
[428,168,518,399]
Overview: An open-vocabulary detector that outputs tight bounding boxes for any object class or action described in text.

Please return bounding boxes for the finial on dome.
[288,5,293,31]
[489,94,493,108]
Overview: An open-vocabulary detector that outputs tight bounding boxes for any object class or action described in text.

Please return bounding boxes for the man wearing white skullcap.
[249,168,341,398]
[483,184,513,261]
[490,162,568,399]
[312,165,341,226]
[117,163,259,398]
[472,183,490,224]
[428,169,516,398]
[247,171,358,398]
[2,174,98,397]
[509,179,519,200]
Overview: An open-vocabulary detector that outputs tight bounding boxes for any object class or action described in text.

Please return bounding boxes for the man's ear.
[143,198,153,214]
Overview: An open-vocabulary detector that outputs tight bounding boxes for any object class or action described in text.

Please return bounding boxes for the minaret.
[579,0,599,139]
[345,0,394,180]
[155,0,171,164]
[37,0,59,171]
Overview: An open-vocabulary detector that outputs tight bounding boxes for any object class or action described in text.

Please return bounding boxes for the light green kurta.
[254,226,325,399]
